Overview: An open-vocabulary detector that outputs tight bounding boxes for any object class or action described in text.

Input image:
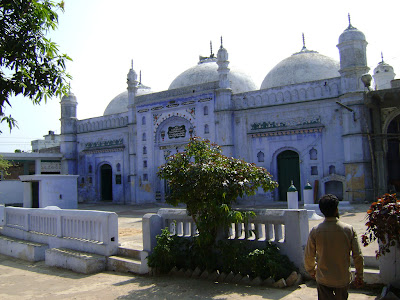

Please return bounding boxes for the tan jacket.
[304,217,364,288]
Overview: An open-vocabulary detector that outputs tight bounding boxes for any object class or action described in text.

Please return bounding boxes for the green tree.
[158,137,278,252]
[0,0,71,132]
[0,155,12,177]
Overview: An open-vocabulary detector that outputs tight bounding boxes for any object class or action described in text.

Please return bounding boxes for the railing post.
[142,213,162,253]
[24,212,29,232]
[283,210,309,274]
[0,205,4,226]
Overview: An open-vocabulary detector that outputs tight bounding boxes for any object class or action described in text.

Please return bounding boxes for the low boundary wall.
[0,206,118,256]
[143,208,309,273]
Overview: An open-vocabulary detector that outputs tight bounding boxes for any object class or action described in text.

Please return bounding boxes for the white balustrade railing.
[0,206,118,256]
[143,208,309,273]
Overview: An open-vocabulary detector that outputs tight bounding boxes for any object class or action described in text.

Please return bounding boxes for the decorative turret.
[127,60,139,105]
[337,14,369,92]
[373,53,395,90]
[60,86,77,135]
[127,61,139,125]
[60,86,78,174]
[217,37,230,90]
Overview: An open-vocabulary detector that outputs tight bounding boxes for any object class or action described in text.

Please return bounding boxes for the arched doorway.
[277,150,301,202]
[100,164,113,201]
[387,115,400,192]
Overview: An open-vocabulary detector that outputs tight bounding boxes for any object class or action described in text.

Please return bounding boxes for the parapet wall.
[143,208,309,273]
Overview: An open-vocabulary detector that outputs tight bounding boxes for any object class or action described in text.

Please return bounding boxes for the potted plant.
[362,193,400,287]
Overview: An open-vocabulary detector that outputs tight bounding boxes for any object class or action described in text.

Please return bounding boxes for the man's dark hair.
[319,194,339,217]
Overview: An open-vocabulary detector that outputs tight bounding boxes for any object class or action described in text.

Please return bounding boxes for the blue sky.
[1,0,399,152]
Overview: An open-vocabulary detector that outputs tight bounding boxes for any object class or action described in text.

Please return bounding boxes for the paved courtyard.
[0,202,382,299]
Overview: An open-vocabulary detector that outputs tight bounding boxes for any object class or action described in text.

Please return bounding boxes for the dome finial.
[131,59,133,70]
[210,41,214,58]
[139,70,142,84]
[302,33,306,51]
[381,52,384,63]
[347,13,355,30]
[220,36,223,49]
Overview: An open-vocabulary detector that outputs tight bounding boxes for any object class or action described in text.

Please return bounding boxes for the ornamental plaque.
[168,125,186,139]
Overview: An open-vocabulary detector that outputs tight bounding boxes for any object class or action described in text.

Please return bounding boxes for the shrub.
[148,228,297,281]
[362,193,400,258]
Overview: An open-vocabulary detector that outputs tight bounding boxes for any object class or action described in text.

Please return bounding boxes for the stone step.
[107,255,148,274]
[351,267,381,285]
[45,248,106,274]
[0,234,48,262]
[117,247,142,260]
[364,256,379,269]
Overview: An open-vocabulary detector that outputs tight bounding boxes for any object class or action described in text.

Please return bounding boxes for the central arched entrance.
[277,150,301,202]
[100,164,113,201]
[387,115,400,192]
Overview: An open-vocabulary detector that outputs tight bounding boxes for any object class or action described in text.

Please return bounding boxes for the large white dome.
[260,49,340,90]
[103,84,152,116]
[169,58,257,94]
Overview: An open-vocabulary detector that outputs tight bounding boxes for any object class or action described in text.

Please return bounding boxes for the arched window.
[116,163,121,172]
[204,106,209,116]
[142,116,146,125]
[257,151,264,162]
[88,164,92,173]
[143,146,147,155]
[329,165,336,174]
[143,160,147,168]
[309,148,317,160]
[143,174,148,181]
[204,124,209,134]
[142,133,146,141]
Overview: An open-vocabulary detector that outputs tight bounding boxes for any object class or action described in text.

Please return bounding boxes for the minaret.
[337,14,369,92]
[373,53,395,90]
[217,36,230,90]
[127,61,139,203]
[336,15,373,202]
[215,37,234,157]
[60,86,78,174]
[127,60,139,123]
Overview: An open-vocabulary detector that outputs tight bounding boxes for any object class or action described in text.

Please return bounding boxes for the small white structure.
[287,181,299,209]
[303,182,314,204]
[19,175,79,209]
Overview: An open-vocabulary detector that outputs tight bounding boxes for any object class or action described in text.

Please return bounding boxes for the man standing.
[305,194,364,300]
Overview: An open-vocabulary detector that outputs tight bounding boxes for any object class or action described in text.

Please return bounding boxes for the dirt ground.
[0,254,380,300]
[0,203,382,299]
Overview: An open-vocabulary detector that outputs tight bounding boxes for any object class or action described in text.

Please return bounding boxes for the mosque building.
[59,17,400,204]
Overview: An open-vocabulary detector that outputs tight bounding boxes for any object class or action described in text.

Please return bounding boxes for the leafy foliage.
[0,0,71,132]
[157,137,278,252]
[0,155,12,176]
[147,226,195,273]
[362,193,400,258]
[147,228,297,281]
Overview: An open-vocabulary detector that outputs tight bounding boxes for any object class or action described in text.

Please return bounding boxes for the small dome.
[169,58,257,94]
[261,49,340,89]
[338,21,366,44]
[103,84,152,116]
[61,92,77,102]
[374,61,394,75]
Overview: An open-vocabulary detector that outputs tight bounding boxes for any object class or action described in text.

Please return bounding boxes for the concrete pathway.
[0,254,380,300]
